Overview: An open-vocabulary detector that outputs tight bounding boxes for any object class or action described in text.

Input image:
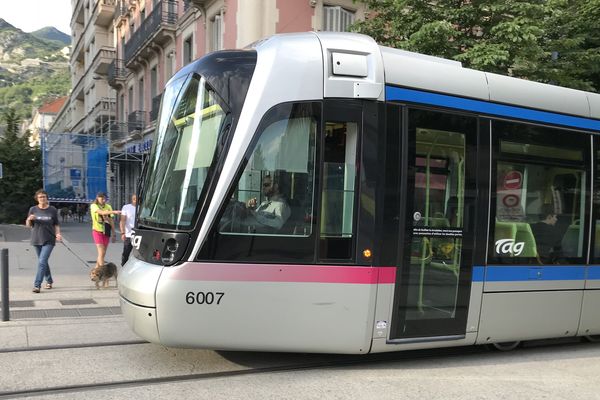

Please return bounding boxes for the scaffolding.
[41,132,109,203]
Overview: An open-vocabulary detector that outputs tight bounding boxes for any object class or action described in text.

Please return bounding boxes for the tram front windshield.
[138,74,228,229]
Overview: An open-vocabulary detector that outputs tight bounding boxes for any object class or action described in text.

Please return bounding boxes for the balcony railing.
[109,122,129,142]
[124,0,177,65]
[128,110,147,133]
[90,98,116,122]
[150,93,163,122]
[113,0,128,21]
[108,59,127,88]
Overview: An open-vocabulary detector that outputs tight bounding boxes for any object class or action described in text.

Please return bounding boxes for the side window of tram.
[490,122,587,264]
[217,103,318,236]
[320,121,358,259]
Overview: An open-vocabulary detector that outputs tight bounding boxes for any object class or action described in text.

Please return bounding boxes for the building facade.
[60,0,365,209]
[28,97,68,146]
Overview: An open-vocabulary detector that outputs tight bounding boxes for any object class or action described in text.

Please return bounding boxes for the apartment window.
[211,15,223,51]
[128,86,133,115]
[183,35,193,65]
[138,77,144,111]
[323,5,355,32]
[150,66,158,100]
[119,94,125,122]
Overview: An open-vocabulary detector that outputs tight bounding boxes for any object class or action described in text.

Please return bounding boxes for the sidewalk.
[0,222,143,350]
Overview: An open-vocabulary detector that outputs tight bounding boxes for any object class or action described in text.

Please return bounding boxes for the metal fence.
[41,133,109,203]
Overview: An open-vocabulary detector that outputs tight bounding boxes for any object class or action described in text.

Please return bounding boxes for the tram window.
[593,147,600,262]
[490,122,588,264]
[139,75,226,229]
[319,121,358,259]
[217,103,318,237]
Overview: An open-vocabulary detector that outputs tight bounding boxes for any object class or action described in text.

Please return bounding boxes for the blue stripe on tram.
[470,266,600,283]
[385,86,600,131]
[588,266,600,280]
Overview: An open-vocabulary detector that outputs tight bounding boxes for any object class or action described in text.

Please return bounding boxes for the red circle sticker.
[503,171,522,190]
[502,194,520,207]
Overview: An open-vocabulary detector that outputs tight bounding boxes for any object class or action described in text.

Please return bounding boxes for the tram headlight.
[162,238,180,265]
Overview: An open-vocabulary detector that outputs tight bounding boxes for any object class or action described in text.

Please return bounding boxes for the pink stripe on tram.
[167,263,397,285]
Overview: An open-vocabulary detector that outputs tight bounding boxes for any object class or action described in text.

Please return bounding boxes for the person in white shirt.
[119,194,137,266]
[244,175,291,232]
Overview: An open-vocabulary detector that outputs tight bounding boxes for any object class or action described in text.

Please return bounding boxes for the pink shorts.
[92,230,110,247]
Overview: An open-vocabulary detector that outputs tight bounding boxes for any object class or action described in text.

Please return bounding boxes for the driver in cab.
[244,174,291,232]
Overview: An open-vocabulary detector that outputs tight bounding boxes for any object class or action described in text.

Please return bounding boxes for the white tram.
[119,32,600,354]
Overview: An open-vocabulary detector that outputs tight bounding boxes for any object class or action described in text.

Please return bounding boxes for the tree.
[0,108,42,223]
[352,0,600,91]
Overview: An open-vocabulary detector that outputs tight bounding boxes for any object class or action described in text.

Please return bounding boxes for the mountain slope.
[31,27,70,47]
[0,19,64,61]
[0,19,69,121]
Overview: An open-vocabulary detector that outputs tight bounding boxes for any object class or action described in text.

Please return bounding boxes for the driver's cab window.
[218,103,318,236]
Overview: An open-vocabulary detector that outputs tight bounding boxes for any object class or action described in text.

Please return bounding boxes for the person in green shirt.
[90,192,121,267]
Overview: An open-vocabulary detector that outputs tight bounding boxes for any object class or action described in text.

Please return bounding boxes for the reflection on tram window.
[491,122,587,264]
[218,103,317,236]
[138,75,226,229]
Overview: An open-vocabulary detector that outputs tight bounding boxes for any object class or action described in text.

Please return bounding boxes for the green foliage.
[0,109,42,224]
[353,0,600,91]
[0,70,69,120]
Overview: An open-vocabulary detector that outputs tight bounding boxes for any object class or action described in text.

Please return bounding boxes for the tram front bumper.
[120,296,160,343]
[118,256,162,343]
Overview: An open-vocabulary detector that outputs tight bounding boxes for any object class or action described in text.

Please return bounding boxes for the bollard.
[0,248,8,321]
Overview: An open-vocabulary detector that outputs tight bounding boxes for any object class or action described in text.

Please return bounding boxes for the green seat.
[494,220,517,243]
[562,224,581,257]
[514,222,538,258]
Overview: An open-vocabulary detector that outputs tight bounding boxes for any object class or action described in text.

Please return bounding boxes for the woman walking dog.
[26,189,61,293]
[90,192,120,267]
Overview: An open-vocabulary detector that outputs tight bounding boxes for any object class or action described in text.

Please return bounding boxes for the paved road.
[1,222,600,399]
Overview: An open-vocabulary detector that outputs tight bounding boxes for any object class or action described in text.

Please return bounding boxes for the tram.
[119,32,600,354]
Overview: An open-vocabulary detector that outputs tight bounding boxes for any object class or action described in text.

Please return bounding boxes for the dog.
[90,262,118,289]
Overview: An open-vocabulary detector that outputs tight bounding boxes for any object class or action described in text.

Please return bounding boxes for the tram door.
[390,109,477,340]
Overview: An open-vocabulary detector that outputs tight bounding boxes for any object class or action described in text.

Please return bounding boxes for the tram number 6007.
[186,291,224,305]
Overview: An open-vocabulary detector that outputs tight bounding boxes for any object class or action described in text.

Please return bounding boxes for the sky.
[0,0,72,34]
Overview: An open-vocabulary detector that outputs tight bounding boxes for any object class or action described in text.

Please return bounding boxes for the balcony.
[71,30,85,63]
[71,115,87,134]
[72,0,84,24]
[93,0,117,27]
[150,93,163,122]
[72,73,85,101]
[90,97,116,122]
[91,46,116,75]
[127,110,147,133]
[109,122,129,143]
[124,0,177,66]
[107,59,127,88]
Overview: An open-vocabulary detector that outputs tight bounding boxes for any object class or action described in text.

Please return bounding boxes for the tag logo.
[131,233,142,250]
[495,239,524,256]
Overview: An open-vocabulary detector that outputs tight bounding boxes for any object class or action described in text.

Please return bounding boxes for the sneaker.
[32,287,40,293]
[45,283,52,289]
